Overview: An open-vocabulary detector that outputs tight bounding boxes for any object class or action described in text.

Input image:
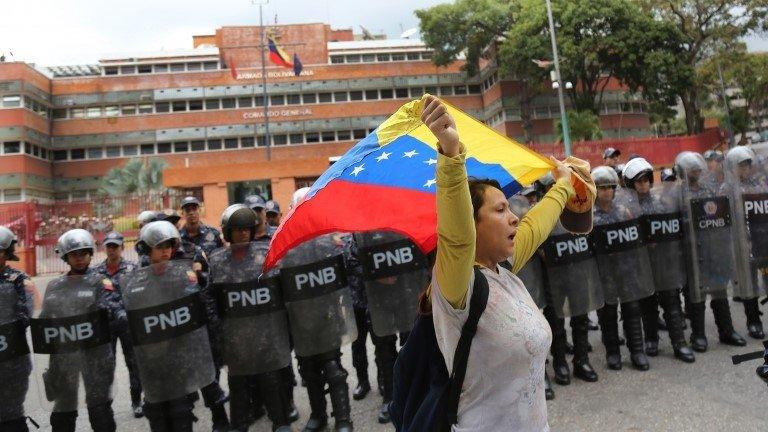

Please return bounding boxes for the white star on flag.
[424,178,436,188]
[375,151,391,162]
[403,150,418,158]
[424,158,437,166]
[351,164,365,176]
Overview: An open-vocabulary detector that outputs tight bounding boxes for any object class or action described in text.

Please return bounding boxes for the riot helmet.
[660,167,676,182]
[137,210,156,228]
[291,187,311,208]
[221,204,257,243]
[622,157,654,191]
[0,226,19,261]
[137,221,180,255]
[591,166,620,188]
[674,151,707,183]
[55,229,95,261]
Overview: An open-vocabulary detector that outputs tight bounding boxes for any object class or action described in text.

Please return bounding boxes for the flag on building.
[263,95,555,270]
[228,56,238,79]
[268,38,302,76]
[292,53,303,76]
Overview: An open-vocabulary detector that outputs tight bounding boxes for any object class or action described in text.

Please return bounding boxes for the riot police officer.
[622,158,695,363]
[94,232,144,417]
[33,229,122,431]
[591,167,654,371]
[179,196,224,255]
[245,194,277,236]
[265,200,282,227]
[0,227,35,432]
[125,221,218,432]
[675,151,746,351]
[209,205,292,432]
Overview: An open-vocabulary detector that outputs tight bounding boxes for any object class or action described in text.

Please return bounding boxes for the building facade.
[0,22,651,224]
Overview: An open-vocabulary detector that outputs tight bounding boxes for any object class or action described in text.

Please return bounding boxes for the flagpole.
[545,0,572,157]
[253,0,272,161]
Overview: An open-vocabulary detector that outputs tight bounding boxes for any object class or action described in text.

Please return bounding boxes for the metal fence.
[0,190,195,275]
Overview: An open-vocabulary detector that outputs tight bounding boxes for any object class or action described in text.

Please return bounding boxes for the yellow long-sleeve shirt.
[434,147,575,309]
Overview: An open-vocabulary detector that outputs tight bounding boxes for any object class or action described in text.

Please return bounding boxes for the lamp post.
[545,0,572,156]
[252,0,272,160]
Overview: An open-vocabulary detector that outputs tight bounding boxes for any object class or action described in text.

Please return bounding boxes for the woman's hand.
[550,156,572,183]
[421,95,460,157]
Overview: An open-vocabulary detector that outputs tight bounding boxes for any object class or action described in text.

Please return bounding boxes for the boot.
[327,376,353,431]
[598,304,622,370]
[744,298,765,339]
[622,301,649,371]
[375,340,396,424]
[50,411,77,432]
[87,403,117,432]
[352,374,370,401]
[545,306,570,385]
[144,402,171,432]
[302,372,329,432]
[712,298,747,346]
[210,404,230,432]
[640,295,660,357]
[544,371,555,400]
[377,402,391,424]
[571,315,598,382]
[688,300,708,352]
[0,418,30,432]
[659,290,695,363]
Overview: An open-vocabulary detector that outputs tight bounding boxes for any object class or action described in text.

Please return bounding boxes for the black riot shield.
[590,188,655,305]
[0,277,32,421]
[208,242,291,376]
[355,231,428,336]
[279,234,357,358]
[541,223,605,317]
[638,183,687,292]
[121,260,215,403]
[726,144,768,299]
[508,195,547,308]
[30,273,115,412]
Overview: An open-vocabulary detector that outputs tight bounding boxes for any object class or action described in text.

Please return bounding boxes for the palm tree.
[99,158,168,196]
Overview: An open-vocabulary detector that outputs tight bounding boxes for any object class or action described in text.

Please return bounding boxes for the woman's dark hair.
[468,178,503,221]
[418,178,502,314]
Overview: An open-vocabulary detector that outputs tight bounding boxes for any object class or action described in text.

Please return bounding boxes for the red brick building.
[0,23,653,225]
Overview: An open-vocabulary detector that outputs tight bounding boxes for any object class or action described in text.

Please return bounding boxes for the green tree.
[99,157,168,196]
[555,109,603,142]
[639,0,768,134]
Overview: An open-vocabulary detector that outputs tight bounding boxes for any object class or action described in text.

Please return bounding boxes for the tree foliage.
[99,158,168,196]
[556,109,603,142]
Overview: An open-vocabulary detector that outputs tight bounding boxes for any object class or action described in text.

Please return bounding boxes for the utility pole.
[252,0,272,160]
[716,60,735,148]
[545,0,572,156]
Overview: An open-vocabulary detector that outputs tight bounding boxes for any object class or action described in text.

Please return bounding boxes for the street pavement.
[23,276,768,431]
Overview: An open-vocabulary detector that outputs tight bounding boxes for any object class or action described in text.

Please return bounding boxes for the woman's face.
[475,187,519,264]
[596,186,615,205]
[231,227,252,244]
[635,177,651,194]
[149,241,175,264]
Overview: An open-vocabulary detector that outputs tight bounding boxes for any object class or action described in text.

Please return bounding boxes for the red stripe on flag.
[269,51,293,69]
[264,180,438,270]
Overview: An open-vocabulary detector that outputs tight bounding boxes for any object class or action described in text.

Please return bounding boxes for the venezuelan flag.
[263,95,555,270]
[268,38,294,69]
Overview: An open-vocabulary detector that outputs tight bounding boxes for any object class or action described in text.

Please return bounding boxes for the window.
[120,65,136,75]
[422,51,433,60]
[155,102,170,113]
[334,92,348,102]
[104,106,119,117]
[87,148,103,159]
[407,52,420,60]
[353,129,367,139]
[305,132,320,143]
[346,55,361,63]
[70,148,85,160]
[322,131,335,142]
[238,97,253,108]
[138,64,152,74]
[439,86,453,96]
[454,85,467,95]
[41,148,48,159]
[331,56,345,64]
[337,130,351,141]
[270,95,285,106]
[221,98,236,109]
[241,137,255,148]
[121,105,137,116]
[2,96,20,107]
[26,144,34,155]
[287,94,301,105]
[377,54,390,62]
[254,96,265,106]
[468,85,481,94]
[395,88,409,98]
[170,63,185,72]
[188,100,203,111]
[71,190,88,200]
[106,147,120,158]
[172,101,187,112]
[157,143,172,153]
[424,86,437,96]
[224,138,239,149]
[362,54,376,63]
[52,109,67,119]
[140,144,155,155]
[187,62,202,71]
[256,136,267,147]
[207,139,222,150]
[203,61,218,70]
[349,91,363,101]
[4,141,20,154]
[191,140,206,151]
[380,89,393,99]
[54,150,68,160]
[85,107,101,118]
[122,145,138,156]
[410,87,424,97]
[302,94,316,104]
[289,133,303,144]
[205,99,220,110]
[4,189,21,202]
[365,90,378,100]
[138,104,153,114]
[154,64,168,73]
[392,53,406,61]
[71,108,85,118]
[104,67,118,75]
[318,93,332,103]
[273,134,288,146]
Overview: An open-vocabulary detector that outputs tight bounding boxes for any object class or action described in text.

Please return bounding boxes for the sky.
[2,0,766,66]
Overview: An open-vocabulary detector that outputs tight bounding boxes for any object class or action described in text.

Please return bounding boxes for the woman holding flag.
[422,95,577,431]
